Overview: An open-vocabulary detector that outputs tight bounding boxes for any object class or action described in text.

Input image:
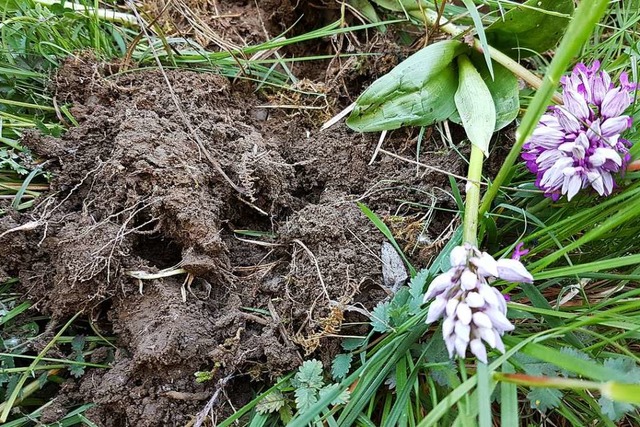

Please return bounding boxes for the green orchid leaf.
[454,54,496,156]
[347,40,468,132]
[485,0,574,58]
[348,0,383,28]
[449,52,519,131]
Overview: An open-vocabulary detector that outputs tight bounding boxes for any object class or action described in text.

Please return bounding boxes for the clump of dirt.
[0,50,462,425]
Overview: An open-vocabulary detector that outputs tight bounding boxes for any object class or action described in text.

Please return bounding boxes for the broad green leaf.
[449,53,519,131]
[454,54,496,156]
[485,0,574,58]
[460,0,493,78]
[349,0,382,27]
[347,40,468,132]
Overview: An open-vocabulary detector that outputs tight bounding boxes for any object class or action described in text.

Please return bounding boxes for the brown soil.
[0,4,465,426]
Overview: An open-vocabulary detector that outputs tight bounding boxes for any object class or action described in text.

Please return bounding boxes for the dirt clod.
[0,47,462,424]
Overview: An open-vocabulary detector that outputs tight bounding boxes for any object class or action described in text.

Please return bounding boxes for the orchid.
[423,243,533,363]
[522,61,636,200]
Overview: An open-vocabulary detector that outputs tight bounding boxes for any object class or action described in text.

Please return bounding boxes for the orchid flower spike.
[423,243,533,364]
[523,61,636,200]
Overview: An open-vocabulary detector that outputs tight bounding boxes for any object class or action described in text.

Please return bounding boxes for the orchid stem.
[463,144,484,246]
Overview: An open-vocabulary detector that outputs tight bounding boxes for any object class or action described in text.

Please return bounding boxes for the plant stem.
[463,144,485,245]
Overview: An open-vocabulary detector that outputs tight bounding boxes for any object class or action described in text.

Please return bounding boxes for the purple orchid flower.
[522,61,636,200]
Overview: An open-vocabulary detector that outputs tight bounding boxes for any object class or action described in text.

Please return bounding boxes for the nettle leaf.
[370,301,391,332]
[294,387,318,413]
[599,395,635,422]
[331,353,353,381]
[293,360,324,390]
[319,383,350,406]
[347,40,468,132]
[485,0,574,58]
[454,54,496,156]
[527,387,563,412]
[256,390,286,414]
[449,52,519,132]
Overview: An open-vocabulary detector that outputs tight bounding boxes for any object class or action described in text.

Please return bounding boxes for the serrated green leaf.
[319,383,351,405]
[347,40,468,132]
[256,390,286,414]
[454,54,496,155]
[408,268,429,315]
[331,353,353,381]
[370,301,391,332]
[341,337,367,351]
[602,357,640,383]
[449,53,519,131]
[485,0,574,58]
[527,387,562,412]
[598,395,635,421]
[294,387,318,413]
[293,360,324,390]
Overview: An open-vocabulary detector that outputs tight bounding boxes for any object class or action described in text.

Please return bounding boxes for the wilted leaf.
[485,0,574,57]
[347,40,468,132]
[449,53,519,131]
[454,54,496,155]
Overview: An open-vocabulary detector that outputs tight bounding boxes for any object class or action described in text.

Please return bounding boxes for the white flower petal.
[471,252,499,278]
[479,327,497,348]
[456,302,472,325]
[496,258,534,283]
[443,316,455,337]
[469,339,488,363]
[426,296,447,324]
[454,336,468,358]
[460,269,478,290]
[449,245,468,267]
[472,311,493,329]
[485,308,514,332]
[446,298,459,317]
[454,321,470,342]
[424,270,454,301]
[466,292,485,308]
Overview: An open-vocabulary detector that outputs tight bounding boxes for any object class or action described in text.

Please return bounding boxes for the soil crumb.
[0,51,462,425]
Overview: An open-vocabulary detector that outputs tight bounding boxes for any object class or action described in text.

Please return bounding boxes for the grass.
[1,0,640,425]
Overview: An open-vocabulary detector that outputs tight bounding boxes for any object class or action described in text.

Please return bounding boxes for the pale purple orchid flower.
[523,61,636,201]
[424,243,533,364]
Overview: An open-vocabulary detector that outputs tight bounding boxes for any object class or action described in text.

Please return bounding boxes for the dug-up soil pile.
[0,55,462,425]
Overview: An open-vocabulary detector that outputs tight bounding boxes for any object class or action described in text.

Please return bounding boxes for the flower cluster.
[424,244,533,363]
[522,61,636,200]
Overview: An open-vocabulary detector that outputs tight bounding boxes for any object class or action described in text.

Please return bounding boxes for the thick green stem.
[462,144,485,245]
